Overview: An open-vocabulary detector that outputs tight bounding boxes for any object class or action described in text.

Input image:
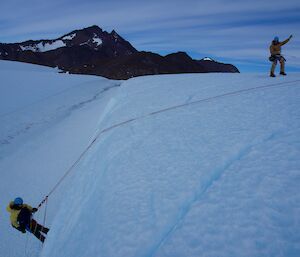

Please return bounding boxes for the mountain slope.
[0,25,239,79]
[41,73,299,257]
[0,60,120,257]
[1,60,299,257]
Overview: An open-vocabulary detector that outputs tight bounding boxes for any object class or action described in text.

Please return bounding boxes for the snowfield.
[1,60,300,257]
[0,60,120,257]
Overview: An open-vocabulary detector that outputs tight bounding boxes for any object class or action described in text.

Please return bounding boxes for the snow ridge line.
[0,84,120,157]
[146,132,279,257]
[102,79,300,133]
[0,79,119,119]
[147,79,300,116]
[37,79,300,208]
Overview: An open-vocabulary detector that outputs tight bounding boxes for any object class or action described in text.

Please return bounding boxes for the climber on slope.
[269,35,293,77]
[6,197,49,243]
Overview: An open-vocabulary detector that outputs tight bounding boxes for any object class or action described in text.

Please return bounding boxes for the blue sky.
[1,0,300,72]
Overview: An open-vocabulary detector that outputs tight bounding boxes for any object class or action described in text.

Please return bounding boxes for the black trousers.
[30,219,49,242]
[17,207,49,242]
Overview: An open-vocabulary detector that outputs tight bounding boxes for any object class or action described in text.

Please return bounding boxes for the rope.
[24,232,29,257]
[40,198,48,248]
[42,197,48,228]
[36,78,300,209]
[285,54,300,60]
[37,138,97,209]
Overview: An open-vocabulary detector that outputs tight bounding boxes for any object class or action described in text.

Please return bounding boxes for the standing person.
[269,35,293,77]
[6,197,49,243]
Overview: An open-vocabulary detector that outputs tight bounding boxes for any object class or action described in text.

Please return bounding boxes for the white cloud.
[1,0,299,70]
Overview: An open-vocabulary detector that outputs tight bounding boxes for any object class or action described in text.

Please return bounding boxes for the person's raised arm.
[279,35,293,46]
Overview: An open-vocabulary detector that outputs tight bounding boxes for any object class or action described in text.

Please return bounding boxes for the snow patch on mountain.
[20,44,39,52]
[62,33,76,40]
[92,33,103,47]
[20,40,66,52]
[39,40,66,52]
[202,57,213,61]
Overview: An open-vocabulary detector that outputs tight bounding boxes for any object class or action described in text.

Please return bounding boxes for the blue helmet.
[14,197,23,205]
[274,36,279,42]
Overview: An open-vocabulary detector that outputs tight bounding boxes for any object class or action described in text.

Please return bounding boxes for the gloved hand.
[32,208,38,213]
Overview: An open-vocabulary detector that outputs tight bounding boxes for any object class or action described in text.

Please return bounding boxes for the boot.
[270,72,276,77]
[35,232,45,243]
[41,227,49,234]
[280,72,287,76]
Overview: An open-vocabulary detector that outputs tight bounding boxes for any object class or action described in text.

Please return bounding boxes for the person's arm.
[23,204,38,214]
[279,35,293,46]
[23,204,33,212]
[6,203,12,213]
[6,203,20,228]
[10,216,20,228]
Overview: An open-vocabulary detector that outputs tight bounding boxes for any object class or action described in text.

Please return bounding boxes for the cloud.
[1,0,300,71]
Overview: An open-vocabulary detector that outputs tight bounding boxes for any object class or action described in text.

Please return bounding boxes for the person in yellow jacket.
[7,197,49,242]
[269,35,293,77]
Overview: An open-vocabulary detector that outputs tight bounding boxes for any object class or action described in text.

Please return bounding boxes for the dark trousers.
[17,207,49,242]
[270,54,286,74]
[30,219,49,242]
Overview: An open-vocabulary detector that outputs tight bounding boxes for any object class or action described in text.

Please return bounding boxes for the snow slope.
[0,60,120,257]
[1,60,300,257]
[42,73,300,257]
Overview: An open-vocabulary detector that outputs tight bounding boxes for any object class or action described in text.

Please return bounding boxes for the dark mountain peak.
[85,25,103,31]
[65,25,103,35]
[110,30,120,40]
[0,25,239,79]
[60,25,104,41]
[78,25,103,36]
[58,27,104,49]
[110,30,122,39]
[165,51,193,61]
[111,29,118,35]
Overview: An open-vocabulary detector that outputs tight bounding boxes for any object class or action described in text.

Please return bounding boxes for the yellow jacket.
[6,201,33,228]
[270,37,291,55]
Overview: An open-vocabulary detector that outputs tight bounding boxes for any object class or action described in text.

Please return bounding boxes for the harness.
[269,54,286,62]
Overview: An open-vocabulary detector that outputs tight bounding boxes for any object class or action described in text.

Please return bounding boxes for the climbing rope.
[24,232,29,257]
[42,197,48,230]
[285,54,300,60]
[24,205,43,256]
[37,137,98,209]
[36,78,300,209]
